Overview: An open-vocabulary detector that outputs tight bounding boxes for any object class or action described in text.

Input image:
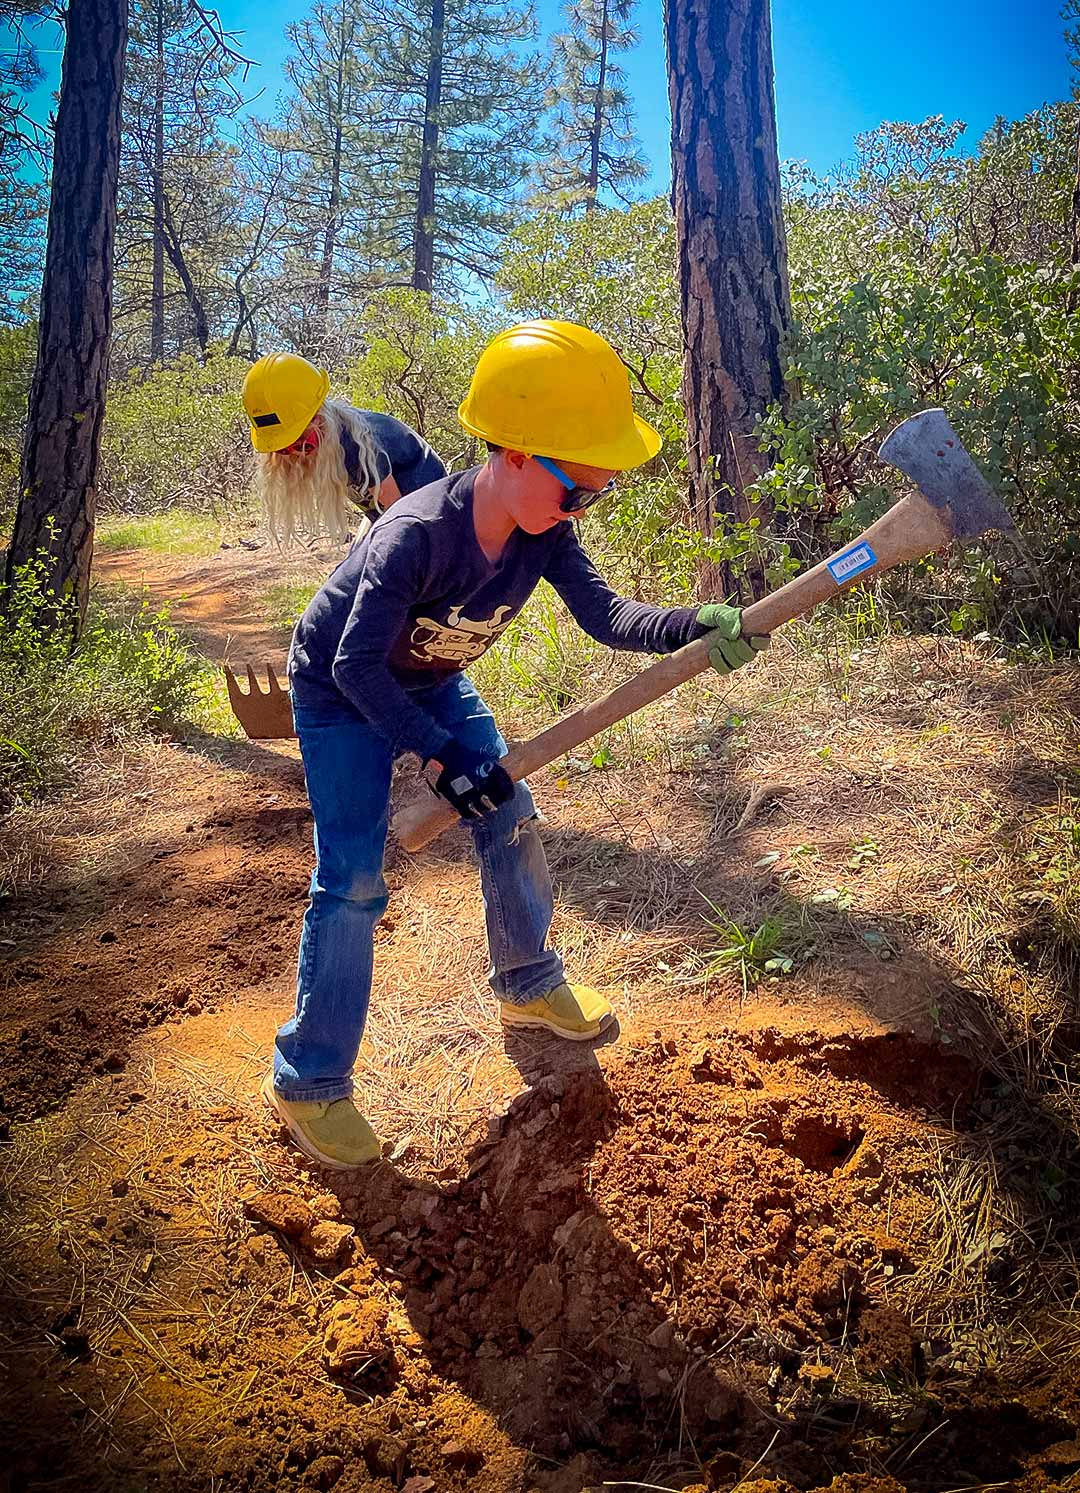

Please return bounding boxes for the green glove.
[696,603,770,675]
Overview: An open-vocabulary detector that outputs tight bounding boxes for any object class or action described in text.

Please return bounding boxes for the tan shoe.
[261,1074,382,1170]
[499,982,614,1041]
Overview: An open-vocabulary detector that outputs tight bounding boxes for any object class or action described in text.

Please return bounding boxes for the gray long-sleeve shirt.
[288,467,706,763]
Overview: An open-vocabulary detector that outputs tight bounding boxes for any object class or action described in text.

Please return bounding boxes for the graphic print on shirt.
[409,604,514,666]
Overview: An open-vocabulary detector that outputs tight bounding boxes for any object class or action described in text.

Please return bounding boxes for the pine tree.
[537,0,647,212]
[4,0,128,633]
[360,0,545,293]
[115,0,249,364]
[269,0,382,357]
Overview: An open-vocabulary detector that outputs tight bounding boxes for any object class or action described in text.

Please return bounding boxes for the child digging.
[263,321,769,1169]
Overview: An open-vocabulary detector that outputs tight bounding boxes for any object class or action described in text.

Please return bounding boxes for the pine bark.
[665,0,791,599]
[5,0,128,632]
[412,0,445,293]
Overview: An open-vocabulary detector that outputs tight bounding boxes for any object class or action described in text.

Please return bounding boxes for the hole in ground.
[782,1112,865,1173]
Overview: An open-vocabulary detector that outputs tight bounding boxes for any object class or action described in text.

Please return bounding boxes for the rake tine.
[222,660,297,740]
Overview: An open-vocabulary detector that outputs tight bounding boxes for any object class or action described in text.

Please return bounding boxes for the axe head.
[877,408,1015,540]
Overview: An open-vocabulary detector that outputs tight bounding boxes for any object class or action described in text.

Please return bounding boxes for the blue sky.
[12,0,1074,187]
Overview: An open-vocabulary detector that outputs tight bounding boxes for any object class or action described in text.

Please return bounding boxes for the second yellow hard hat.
[242,352,330,453]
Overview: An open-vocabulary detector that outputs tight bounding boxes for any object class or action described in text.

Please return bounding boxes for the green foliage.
[100,350,251,515]
[700,893,813,993]
[752,109,1080,644]
[499,198,683,441]
[0,555,204,808]
[261,579,318,632]
[343,290,497,469]
[96,511,225,555]
[0,318,36,523]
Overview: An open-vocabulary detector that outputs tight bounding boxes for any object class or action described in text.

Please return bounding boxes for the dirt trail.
[2,543,1078,1493]
[95,536,342,664]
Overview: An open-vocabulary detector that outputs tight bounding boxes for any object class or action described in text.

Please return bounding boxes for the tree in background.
[114,0,250,365]
[537,0,647,212]
[359,0,544,293]
[4,0,128,632]
[665,0,791,600]
[268,0,381,357]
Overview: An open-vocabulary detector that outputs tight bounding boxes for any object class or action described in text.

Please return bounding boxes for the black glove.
[428,738,515,820]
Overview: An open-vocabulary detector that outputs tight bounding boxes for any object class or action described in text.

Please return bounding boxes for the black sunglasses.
[533,455,616,513]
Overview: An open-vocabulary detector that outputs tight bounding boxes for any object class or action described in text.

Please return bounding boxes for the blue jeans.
[273,675,565,1100]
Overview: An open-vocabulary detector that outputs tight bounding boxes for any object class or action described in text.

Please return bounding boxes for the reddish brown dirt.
[2,546,1078,1493]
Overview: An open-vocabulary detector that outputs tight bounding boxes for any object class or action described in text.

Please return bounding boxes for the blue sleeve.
[542,526,704,654]
[330,517,453,763]
[362,412,447,497]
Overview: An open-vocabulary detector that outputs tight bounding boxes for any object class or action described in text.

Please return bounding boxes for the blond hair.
[254,398,384,546]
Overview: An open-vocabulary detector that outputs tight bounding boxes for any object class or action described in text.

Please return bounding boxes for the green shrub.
[99,349,252,516]
[0,555,204,809]
[0,319,37,526]
[343,290,497,471]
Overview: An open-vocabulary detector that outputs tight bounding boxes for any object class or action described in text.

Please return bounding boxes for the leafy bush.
[343,290,497,471]
[99,349,252,516]
[0,319,37,526]
[0,554,204,809]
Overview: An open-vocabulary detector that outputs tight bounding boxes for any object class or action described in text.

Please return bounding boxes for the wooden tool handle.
[391,490,950,852]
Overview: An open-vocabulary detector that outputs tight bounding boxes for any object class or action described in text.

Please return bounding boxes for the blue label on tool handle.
[826,542,878,586]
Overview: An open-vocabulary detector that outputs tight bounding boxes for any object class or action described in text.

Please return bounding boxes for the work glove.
[428,737,515,820]
[697,603,770,675]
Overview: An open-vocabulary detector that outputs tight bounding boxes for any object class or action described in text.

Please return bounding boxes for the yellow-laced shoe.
[261,1074,382,1170]
[499,982,614,1041]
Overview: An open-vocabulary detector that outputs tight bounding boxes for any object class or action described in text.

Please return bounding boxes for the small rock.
[243,1192,314,1241]
[303,1220,355,1266]
[110,1177,129,1197]
[304,1455,345,1489]
[647,1320,676,1352]
[441,1439,485,1473]
[517,1263,563,1337]
[323,1297,391,1378]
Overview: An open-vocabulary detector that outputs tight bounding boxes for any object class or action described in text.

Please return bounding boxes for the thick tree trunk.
[150,0,165,361]
[411,0,444,294]
[585,0,609,212]
[5,0,128,632]
[665,0,791,600]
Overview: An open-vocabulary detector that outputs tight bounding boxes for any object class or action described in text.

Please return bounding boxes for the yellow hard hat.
[242,352,330,453]
[458,320,661,471]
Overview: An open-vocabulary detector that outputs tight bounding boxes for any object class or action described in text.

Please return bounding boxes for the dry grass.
[2,612,1078,1486]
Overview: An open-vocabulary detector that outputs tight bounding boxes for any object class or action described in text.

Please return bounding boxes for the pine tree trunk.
[150,0,165,362]
[316,118,344,340]
[665,0,791,601]
[4,0,128,633]
[412,0,445,294]
[585,0,609,212]
[162,195,211,354]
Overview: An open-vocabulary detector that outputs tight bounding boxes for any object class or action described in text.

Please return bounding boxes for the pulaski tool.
[224,408,1015,849]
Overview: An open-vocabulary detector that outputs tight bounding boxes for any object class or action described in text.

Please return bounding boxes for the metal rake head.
[224,663,297,740]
